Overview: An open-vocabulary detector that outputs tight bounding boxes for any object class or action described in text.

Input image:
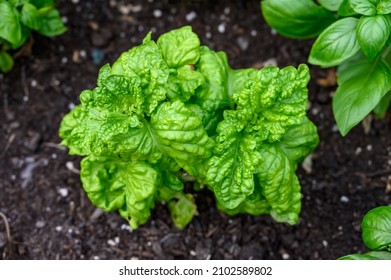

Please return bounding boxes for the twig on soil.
[366,170,391,178]
[1,133,15,157]
[42,142,67,151]
[0,211,12,244]
[21,66,30,98]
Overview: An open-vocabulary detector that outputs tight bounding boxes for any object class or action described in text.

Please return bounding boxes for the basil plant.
[59,26,319,229]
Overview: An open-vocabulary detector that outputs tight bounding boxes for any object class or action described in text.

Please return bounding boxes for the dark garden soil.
[1,0,391,260]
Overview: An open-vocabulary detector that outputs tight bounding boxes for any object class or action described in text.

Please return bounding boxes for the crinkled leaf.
[362,206,391,251]
[217,180,271,216]
[339,251,391,260]
[279,117,319,163]
[150,100,214,162]
[233,64,310,142]
[0,1,21,45]
[261,0,336,39]
[309,17,360,67]
[168,193,197,229]
[195,46,231,112]
[156,171,184,201]
[81,66,145,116]
[157,25,200,68]
[318,0,344,11]
[112,39,169,115]
[333,57,391,136]
[257,145,302,224]
[21,2,42,30]
[0,51,14,73]
[80,156,159,229]
[207,121,261,209]
[357,15,391,59]
[59,105,140,156]
[37,7,66,36]
[166,64,205,101]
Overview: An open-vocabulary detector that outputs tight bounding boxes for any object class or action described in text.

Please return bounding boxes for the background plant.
[0,0,66,73]
[339,206,391,260]
[59,26,319,229]
[261,0,391,136]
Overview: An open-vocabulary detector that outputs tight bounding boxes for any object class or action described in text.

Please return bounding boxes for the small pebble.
[107,239,116,246]
[236,36,249,51]
[68,103,75,110]
[31,80,37,87]
[71,0,79,3]
[61,57,68,64]
[58,187,69,198]
[217,23,226,33]
[322,240,328,247]
[35,220,45,228]
[153,9,162,18]
[205,32,212,39]
[93,256,100,260]
[186,11,197,22]
[340,196,349,203]
[282,253,290,260]
[251,30,257,37]
[190,250,197,256]
[55,226,63,232]
[366,144,372,151]
[91,48,105,65]
[23,96,29,102]
[355,147,362,155]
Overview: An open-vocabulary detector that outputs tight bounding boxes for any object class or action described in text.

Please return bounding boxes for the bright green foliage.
[261,0,391,136]
[0,0,66,73]
[59,26,318,229]
[339,206,391,260]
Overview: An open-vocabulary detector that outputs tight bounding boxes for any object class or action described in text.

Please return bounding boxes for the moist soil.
[1,0,391,260]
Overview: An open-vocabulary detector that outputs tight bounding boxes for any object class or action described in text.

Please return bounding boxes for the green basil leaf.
[279,117,319,163]
[80,156,159,229]
[232,64,310,142]
[339,251,391,260]
[216,180,271,216]
[357,15,391,59]
[37,7,67,36]
[257,145,302,225]
[333,57,391,135]
[309,17,360,67]
[261,0,336,38]
[377,0,391,14]
[195,46,231,112]
[0,51,14,73]
[112,39,169,115]
[349,0,378,15]
[157,26,200,68]
[167,193,197,229]
[318,0,344,11]
[21,2,42,30]
[362,206,391,251]
[207,121,261,209]
[0,1,22,45]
